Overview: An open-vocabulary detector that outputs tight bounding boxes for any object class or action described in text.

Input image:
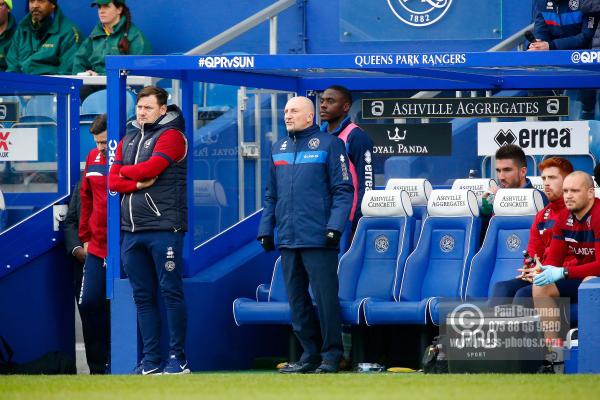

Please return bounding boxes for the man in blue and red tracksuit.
[258,96,354,374]
[320,85,373,238]
[70,113,110,373]
[530,0,595,118]
[490,157,573,305]
[108,86,189,375]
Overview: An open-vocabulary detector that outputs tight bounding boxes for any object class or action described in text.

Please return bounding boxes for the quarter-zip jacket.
[258,125,354,248]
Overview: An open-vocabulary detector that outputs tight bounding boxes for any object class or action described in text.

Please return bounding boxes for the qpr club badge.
[440,234,455,253]
[506,234,521,252]
[387,0,453,27]
[375,235,390,253]
[308,138,320,150]
[569,0,579,10]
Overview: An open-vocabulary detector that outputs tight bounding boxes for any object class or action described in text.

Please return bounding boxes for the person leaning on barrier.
[0,0,16,71]
[108,86,190,375]
[258,96,354,374]
[72,0,152,76]
[320,85,373,238]
[6,0,81,75]
[490,157,573,306]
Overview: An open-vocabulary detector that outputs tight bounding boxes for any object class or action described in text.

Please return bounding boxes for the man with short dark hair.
[108,86,190,375]
[0,0,16,71]
[320,85,373,235]
[75,113,110,374]
[481,144,534,216]
[6,0,81,74]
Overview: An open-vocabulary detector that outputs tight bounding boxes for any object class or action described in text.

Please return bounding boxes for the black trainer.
[279,362,319,374]
[314,362,339,374]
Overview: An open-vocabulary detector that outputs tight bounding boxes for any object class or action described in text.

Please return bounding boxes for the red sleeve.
[78,153,93,243]
[566,222,600,279]
[543,221,568,267]
[527,211,545,262]
[119,130,187,182]
[108,140,138,193]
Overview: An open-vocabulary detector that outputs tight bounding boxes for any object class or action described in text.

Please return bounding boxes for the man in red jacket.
[78,113,110,373]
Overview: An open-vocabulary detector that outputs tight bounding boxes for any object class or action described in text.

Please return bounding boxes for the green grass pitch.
[2,373,600,400]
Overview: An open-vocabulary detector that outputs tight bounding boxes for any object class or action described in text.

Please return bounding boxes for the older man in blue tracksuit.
[258,96,354,374]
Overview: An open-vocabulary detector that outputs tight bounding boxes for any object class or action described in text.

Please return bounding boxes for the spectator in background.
[320,85,373,238]
[579,0,600,119]
[0,0,16,71]
[73,0,152,76]
[529,0,595,119]
[6,0,81,75]
[490,157,573,305]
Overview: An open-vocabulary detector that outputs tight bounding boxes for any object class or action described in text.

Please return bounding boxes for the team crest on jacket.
[569,0,579,10]
[280,140,288,151]
[506,234,521,251]
[374,235,390,253]
[308,138,320,149]
[566,215,574,227]
[143,138,153,149]
[440,235,455,252]
[165,261,176,272]
[387,0,453,27]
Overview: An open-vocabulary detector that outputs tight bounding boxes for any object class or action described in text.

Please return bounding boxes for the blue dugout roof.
[106,50,600,91]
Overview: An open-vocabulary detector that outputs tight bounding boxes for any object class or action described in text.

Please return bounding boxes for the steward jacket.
[533,0,594,50]
[321,116,373,226]
[108,105,188,233]
[7,8,81,75]
[0,13,17,71]
[258,125,354,248]
[72,16,152,75]
[79,148,108,258]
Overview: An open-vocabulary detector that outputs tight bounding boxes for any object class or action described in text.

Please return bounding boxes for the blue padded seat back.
[399,216,480,302]
[411,205,427,249]
[466,215,534,299]
[267,257,287,302]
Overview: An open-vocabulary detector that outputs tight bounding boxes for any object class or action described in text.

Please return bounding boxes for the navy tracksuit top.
[258,125,354,248]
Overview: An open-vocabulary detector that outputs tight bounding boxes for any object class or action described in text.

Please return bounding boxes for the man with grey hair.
[258,96,354,374]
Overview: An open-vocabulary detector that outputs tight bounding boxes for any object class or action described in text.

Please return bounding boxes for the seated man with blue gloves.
[257,96,354,374]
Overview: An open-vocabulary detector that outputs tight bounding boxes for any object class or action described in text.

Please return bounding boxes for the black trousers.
[73,256,110,374]
[280,248,343,365]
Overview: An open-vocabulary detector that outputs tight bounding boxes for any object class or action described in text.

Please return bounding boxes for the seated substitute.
[490,157,573,305]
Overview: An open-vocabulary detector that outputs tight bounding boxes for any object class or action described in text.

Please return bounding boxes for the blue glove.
[533,265,565,287]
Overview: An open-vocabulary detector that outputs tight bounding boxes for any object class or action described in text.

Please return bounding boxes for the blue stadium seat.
[542,154,596,173]
[233,257,292,325]
[428,189,545,325]
[81,89,137,119]
[363,189,481,325]
[481,155,537,177]
[337,190,415,324]
[527,175,543,191]
[384,178,432,246]
[22,96,56,119]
